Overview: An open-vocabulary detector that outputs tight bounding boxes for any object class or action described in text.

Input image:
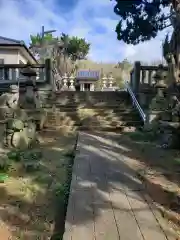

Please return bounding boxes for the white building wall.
[0,48,33,82]
[0,49,18,64]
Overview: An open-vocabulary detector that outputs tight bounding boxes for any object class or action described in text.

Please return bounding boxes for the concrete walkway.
[63,132,176,240]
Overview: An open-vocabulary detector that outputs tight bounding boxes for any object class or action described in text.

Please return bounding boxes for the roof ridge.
[0,36,22,44]
[0,36,37,63]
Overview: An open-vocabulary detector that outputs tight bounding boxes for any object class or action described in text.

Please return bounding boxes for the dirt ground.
[0,129,77,240]
[112,131,180,237]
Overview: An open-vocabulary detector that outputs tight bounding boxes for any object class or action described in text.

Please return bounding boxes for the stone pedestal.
[37,85,53,107]
[80,84,84,91]
[138,84,153,109]
[90,84,95,91]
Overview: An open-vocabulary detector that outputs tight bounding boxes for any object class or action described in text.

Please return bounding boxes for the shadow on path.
[64,131,178,239]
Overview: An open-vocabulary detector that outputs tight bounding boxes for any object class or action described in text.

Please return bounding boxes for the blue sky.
[0,0,172,63]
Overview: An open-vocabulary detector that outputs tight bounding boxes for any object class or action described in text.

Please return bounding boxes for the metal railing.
[125,81,146,123]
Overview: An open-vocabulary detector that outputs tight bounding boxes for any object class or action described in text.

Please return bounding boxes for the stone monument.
[0,65,46,150]
[0,85,19,120]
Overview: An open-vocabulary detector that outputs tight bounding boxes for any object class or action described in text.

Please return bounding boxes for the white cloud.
[124,45,136,59]
[0,0,172,63]
[124,28,172,63]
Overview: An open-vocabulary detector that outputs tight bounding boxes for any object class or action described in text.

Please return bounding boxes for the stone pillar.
[80,83,84,91]
[36,69,40,81]
[130,70,133,87]
[90,83,95,91]
[45,59,52,85]
[15,68,19,80]
[133,61,141,94]
[8,69,12,81]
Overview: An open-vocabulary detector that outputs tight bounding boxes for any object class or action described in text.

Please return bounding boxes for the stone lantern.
[108,75,114,88]
[150,66,170,121]
[69,74,75,91]
[102,74,107,90]
[20,62,37,86]
[20,63,38,108]
[154,81,167,98]
[61,73,69,91]
[153,67,167,98]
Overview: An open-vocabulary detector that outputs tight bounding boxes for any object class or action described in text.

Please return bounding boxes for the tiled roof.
[77,70,100,79]
[0,36,38,63]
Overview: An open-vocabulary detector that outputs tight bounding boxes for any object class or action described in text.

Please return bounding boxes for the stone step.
[47,114,140,122]
[51,101,129,107]
[45,109,139,116]
[46,114,141,124]
[47,124,140,132]
[55,91,128,97]
[53,96,129,101]
[47,102,131,108]
[54,95,129,99]
[50,92,130,104]
[44,125,77,133]
[77,120,141,126]
[53,99,130,104]
[45,109,142,125]
[77,126,129,131]
[45,106,135,113]
[45,116,75,125]
[44,103,131,108]
[45,119,142,128]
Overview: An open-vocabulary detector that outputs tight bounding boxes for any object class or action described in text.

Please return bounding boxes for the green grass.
[51,143,77,240]
[0,172,8,183]
[0,131,78,239]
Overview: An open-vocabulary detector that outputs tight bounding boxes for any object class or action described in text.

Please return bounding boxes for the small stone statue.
[0,85,19,119]
[4,117,37,149]
[1,83,43,149]
[7,85,19,109]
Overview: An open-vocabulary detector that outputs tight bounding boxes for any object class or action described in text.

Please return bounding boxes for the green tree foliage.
[30,33,54,46]
[115,76,124,88]
[112,0,171,45]
[29,32,90,61]
[162,34,172,63]
[29,31,90,81]
[115,59,132,71]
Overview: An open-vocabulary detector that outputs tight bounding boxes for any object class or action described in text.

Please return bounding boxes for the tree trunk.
[169,0,180,83]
